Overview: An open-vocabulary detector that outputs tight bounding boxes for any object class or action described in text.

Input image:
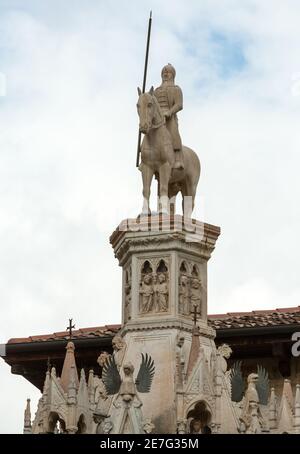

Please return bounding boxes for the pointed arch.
[77,414,87,434]
[156,259,168,273]
[141,260,153,274]
[48,411,66,434]
[191,264,200,278]
[186,400,212,434]
[179,260,188,274]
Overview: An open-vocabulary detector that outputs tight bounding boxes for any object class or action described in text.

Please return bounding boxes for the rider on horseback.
[154,64,184,170]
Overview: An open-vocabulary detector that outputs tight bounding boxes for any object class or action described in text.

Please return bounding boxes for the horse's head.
[137,86,161,134]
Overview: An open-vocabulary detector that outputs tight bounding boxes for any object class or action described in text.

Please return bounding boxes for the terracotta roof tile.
[7,324,120,345]
[208,306,300,330]
[6,307,300,345]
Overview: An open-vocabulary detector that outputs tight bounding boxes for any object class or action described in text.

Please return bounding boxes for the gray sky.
[0,0,300,433]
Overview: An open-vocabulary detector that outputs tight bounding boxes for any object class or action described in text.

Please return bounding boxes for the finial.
[67,318,75,339]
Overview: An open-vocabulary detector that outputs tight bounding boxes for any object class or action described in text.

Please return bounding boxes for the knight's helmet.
[161,63,176,79]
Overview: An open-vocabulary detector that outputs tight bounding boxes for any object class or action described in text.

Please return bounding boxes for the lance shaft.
[136,11,152,167]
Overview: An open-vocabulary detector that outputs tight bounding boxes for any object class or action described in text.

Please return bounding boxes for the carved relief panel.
[139,258,170,315]
[178,261,203,318]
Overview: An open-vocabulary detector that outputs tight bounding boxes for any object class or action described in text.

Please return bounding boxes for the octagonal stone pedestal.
[110,215,220,433]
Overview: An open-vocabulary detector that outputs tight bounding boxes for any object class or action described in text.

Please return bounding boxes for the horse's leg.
[141,164,154,215]
[158,162,172,214]
[181,179,197,218]
[156,174,160,213]
[168,183,179,217]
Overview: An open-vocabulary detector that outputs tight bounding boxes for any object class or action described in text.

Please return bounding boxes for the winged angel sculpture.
[102,353,155,403]
[230,362,269,433]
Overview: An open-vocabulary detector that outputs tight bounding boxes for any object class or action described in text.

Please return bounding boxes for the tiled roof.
[209,306,300,329]
[7,307,300,345]
[7,324,120,344]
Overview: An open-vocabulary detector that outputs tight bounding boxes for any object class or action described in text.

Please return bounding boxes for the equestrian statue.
[137,64,200,217]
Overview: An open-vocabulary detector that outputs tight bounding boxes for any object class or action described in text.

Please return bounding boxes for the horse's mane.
[151,93,165,125]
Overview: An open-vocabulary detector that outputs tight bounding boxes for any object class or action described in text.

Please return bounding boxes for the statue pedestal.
[110,215,220,433]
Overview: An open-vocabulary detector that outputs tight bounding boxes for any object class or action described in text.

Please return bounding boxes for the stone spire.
[278,379,294,432]
[23,398,32,434]
[186,325,200,378]
[294,384,300,433]
[268,387,277,430]
[60,341,79,393]
[186,306,201,377]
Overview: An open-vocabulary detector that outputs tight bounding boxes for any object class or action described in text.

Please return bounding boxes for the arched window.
[187,401,212,434]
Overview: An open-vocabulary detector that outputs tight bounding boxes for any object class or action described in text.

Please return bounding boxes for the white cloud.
[0,0,300,432]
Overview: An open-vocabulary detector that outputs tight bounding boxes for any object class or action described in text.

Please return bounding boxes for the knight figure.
[154,64,184,170]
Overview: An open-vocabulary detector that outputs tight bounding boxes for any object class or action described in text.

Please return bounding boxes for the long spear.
[136,11,152,168]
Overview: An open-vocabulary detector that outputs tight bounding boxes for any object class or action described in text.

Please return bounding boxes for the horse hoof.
[139,211,151,218]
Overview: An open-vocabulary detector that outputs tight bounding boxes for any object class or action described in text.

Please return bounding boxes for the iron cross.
[67,318,75,339]
[190,305,201,326]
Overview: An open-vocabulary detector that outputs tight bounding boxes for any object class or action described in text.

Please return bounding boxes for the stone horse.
[137,87,200,216]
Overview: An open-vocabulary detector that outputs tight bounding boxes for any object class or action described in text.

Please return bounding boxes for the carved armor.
[154,84,183,151]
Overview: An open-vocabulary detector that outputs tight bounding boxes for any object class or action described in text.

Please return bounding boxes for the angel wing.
[135,353,155,393]
[230,360,245,402]
[256,365,269,405]
[102,355,122,395]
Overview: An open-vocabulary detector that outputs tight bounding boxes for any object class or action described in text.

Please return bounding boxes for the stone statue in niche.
[179,274,189,315]
[124,268,132,323]
[139,259,169,314]
[154,273,168,312]
[190,418,202,434]
[178,262,202,317]
[112,335,126,369]
[140,274,154,313]
[190,278,202,314]
[176,334,185,387]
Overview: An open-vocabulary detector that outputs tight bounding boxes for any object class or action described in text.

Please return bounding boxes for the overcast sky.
[0,0,300,433]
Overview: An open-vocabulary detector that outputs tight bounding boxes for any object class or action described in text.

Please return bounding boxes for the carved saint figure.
[140,274,153,313]
[190,418,201,434]
[190,278,202,314]
[124,281,131,322]
[112,335,126,369]
[217,344,233,374]
[154,64,184,169]
[154,273,168,312]
[176,335,185,387]
[179,274,189,315]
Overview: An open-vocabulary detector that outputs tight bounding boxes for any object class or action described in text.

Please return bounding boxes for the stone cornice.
[120,318,216,339]
[110,215,221,265]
